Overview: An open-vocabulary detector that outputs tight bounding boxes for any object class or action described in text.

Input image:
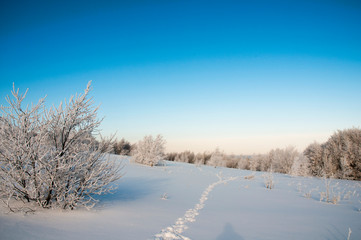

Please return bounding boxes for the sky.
[1,0,361,154]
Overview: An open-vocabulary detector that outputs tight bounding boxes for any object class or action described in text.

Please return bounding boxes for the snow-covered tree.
[304,128,361,180]
[207,148,225,167]
[269,146,298,174]
[113,138,132,155]
[250,154,262,171]
[290,154,310,176]
[304,142,324,177]
[0,82,122,211]
[324,128,361,179]
[132,135,165,166]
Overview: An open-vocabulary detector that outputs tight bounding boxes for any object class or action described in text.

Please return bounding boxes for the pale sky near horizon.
[1,0,361,154]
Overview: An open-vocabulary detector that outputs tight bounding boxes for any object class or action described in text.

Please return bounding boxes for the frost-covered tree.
[323,128,361,179]
[113,138,132,155]
[236,156,251,170]
[269,146,299,174]
[0,82,122,211]
[207,148,225,167]
[250,154,262,171]
[290,154,310,176]
[304,142,324,177]
[132,135,165,166]
[304,128,361,180]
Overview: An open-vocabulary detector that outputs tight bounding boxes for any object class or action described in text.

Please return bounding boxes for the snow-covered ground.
[1,155,360,240]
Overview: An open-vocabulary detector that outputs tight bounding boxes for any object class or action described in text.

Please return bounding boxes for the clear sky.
[1,0,361,154]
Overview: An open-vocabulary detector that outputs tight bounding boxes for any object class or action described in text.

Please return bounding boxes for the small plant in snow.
[131,135,165,166]
[319,176,341,204]
[244,174,255,180]
[304,187,318,199]
[264,167,274,189]
[343,191,353,200]
[161,193,168,200]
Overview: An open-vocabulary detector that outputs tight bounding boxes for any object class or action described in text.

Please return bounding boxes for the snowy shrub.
[132,135,165,166]
[264,167,274,189]
[244,174,255,180]
[0,82,122,211]
[319,177,341,204]
[161,193,168,200]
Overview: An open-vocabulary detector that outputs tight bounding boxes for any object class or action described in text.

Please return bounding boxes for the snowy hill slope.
[1,154,360,240]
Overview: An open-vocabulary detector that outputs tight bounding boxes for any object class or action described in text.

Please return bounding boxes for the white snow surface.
[1,154,360,240]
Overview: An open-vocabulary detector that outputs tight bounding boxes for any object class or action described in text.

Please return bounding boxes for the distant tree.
[187,151,195,164]
[207,148,225,167]
[194,153,206,166]
[304,142,324,177]
[0,82,122,212]
[175,152,188,163]
[132,135,165,166]
[250,154,263,171]
[165,152,177,161]
[236,156,251,170]
[259,154,271,172]
[113,138,132,155]
[269,146,298,174]
[290,154,310,176]
[173,151,195,164]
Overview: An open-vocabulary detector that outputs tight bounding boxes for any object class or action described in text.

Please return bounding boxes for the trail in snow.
[153,172,239,240]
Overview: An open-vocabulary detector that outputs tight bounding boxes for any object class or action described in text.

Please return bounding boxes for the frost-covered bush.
[264,167,274,189]
[0,82,122,211]
[304,128,361,180]
[319,177,341,204]
[132,135,165,166]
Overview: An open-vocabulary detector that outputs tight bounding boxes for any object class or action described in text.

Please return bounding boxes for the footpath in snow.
[153,172,238,240]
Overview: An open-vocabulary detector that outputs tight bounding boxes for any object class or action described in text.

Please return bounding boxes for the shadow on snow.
[215,223,244,240]
[96,176,168,204]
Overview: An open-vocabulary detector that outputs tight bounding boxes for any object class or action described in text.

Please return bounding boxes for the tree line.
[113,127,360,180]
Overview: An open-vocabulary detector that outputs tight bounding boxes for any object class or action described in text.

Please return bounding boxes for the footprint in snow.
[153,173,238,240]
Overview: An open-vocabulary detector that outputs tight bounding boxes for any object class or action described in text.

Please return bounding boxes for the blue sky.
[1,0,361,154]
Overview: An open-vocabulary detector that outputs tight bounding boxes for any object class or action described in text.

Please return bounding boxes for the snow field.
[1,155,360,240]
